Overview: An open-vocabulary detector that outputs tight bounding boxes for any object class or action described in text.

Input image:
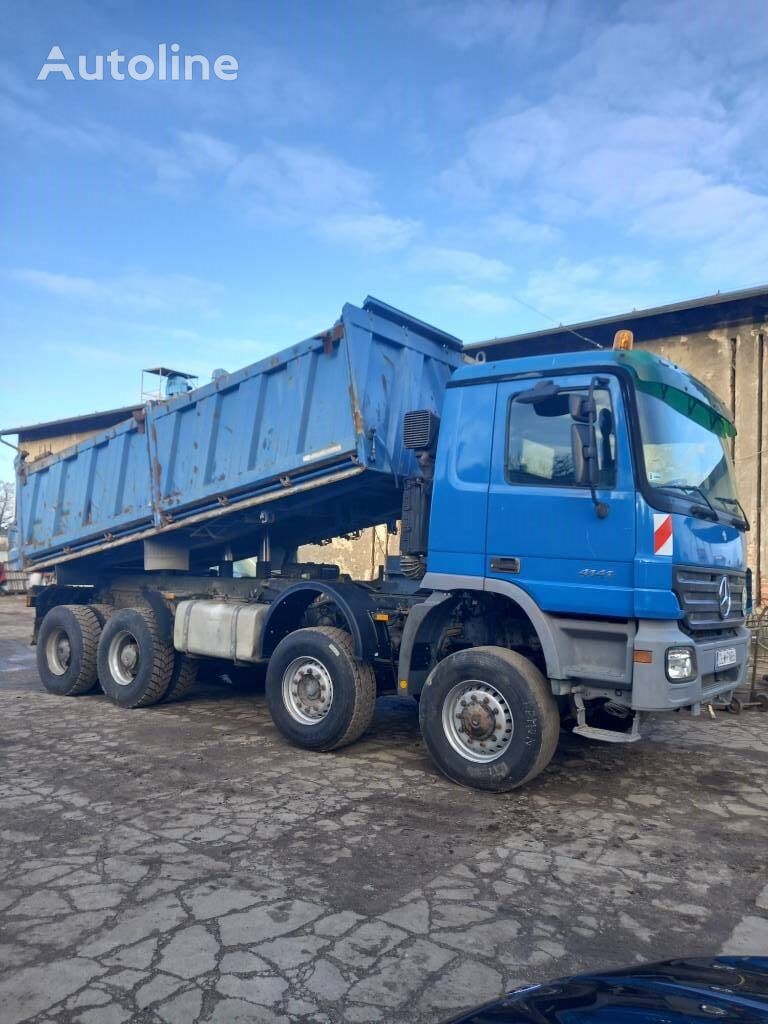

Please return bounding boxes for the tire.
[84,605,115,693]
[90,604,115,628]
[36,605,101,696]
[162,654,198,702]
[419,646,560,792]
[265,627,376,751]
[97,607,174,708]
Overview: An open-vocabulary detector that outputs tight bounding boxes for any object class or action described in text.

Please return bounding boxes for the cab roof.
[455,347,735,434]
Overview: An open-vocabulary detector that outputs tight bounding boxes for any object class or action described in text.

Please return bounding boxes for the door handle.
[490,556,520,574]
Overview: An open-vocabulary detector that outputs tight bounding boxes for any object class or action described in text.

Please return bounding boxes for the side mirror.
[571,421,597,487]
[572,421,609,519]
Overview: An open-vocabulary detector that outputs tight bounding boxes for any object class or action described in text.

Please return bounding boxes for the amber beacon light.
[613,329,634,350]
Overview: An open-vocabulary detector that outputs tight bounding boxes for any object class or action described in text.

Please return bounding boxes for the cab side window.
[506,388,616,488]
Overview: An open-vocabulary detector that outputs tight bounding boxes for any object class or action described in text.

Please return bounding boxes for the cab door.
[485,373,635,617]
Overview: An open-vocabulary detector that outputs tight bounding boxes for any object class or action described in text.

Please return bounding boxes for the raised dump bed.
[11,298,464,573]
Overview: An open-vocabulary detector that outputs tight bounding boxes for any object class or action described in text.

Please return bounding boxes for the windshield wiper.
[710,495,750,531]
[658,485,749,530]
[657,484,718,521]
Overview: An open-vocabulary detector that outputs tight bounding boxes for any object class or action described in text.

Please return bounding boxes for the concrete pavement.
[1,596,767,1023]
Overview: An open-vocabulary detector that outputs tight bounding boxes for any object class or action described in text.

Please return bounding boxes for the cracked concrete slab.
[1,596,768,1024]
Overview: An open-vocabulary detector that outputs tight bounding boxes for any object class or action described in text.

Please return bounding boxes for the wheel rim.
[46,628,71,676]
[282,656,334,725]
[442,679,514,763]
[107,629,140,687]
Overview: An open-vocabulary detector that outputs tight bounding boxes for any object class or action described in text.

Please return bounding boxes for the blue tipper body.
[10,298,464,571]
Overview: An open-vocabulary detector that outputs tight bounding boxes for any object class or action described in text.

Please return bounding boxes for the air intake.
[403,410,440,453]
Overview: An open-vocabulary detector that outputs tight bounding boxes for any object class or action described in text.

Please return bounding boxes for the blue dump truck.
[8,297,750,791]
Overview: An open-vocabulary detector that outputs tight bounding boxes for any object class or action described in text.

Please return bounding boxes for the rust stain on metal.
[349,382,364,434]
[150,424,162,493]
[316,322,344,355]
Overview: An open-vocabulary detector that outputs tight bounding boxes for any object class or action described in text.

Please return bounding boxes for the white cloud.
[13,270,104,300]
[223,143,423,253]
[407,245,509,280]
[486,215,559,246]
[0,59,42,104]
[428,283,512,314]
[40,341,137,367]
[177,131,240,172]
[524,257,663,325]
[162,45,336,127]
[0,91,112,153]
[410,0,591,55]
[0,59,412,257]
[319,213,419,252]
[12,270,223,316]
[228,143,374,220]
[435,1,768,290]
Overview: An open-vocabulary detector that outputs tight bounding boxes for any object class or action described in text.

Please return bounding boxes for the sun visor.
[616,349,736,439]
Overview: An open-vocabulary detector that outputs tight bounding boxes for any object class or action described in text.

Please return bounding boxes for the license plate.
[715,647,737,669]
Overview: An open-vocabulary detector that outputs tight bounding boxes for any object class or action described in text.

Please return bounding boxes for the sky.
[2,0,768,481]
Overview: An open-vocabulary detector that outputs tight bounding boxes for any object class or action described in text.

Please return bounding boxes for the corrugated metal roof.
[143,367,198,379]
[0,405,140,439]
[472,283,768,356]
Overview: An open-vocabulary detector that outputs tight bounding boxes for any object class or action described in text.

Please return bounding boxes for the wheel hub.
[108,630,141,686]
[46,628,72,676]
[283,657,334,725]
[443,681,514,763]
[120,645,138,671]
[56,637,71,667]
[460,697,496,741]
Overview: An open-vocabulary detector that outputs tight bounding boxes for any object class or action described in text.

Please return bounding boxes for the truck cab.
[421,342,748,727]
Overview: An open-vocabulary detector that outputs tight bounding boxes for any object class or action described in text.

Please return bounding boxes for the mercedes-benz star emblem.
[718,575,732,619]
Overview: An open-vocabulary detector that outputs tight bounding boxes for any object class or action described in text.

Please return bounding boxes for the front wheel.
[265,627,376,751]
[419,647,560,792]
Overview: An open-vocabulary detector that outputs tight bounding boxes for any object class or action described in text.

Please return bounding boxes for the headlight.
[666,646,697,682]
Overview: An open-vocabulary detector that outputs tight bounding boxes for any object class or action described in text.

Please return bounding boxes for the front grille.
[673,565,746,636]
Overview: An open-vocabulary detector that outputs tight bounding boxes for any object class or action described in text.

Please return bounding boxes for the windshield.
[636,390,739,515]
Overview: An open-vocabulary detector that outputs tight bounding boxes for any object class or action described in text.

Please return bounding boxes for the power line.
[506,292,604,349]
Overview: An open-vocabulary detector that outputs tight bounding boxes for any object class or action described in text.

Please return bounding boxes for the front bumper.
[630,619,750,712]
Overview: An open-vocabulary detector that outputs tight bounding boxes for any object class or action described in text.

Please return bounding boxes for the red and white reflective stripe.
[653,513,673,556]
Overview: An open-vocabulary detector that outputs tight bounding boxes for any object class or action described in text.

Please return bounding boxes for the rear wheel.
[97,607,174,708]
[36,605,101,696]
[419,646,560,792]
[84,605,115,693]
[266,627,376,751]
[162,655,198,702]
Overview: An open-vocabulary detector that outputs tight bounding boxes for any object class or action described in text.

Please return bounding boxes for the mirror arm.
[587,376,609,519]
